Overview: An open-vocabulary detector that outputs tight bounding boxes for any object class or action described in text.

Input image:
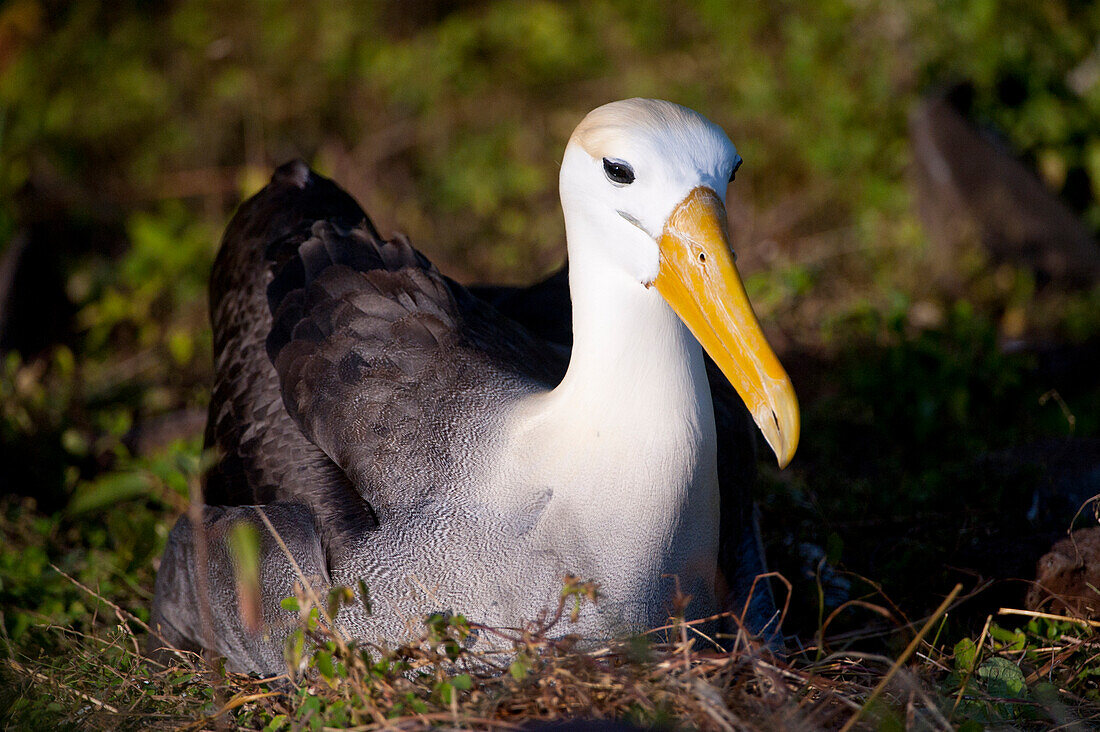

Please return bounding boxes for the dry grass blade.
[48,562,192,667]
[999,607,1100,630]
[5,659,121,714]
[839,583,962,732]
[174,691,282,732]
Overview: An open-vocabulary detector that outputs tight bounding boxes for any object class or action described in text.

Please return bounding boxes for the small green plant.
[944,614,1100,726]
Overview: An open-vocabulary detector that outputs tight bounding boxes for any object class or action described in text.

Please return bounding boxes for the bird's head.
[560,98,799,467]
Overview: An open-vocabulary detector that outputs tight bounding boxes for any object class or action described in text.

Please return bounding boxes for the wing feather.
[202,161,381,557]
[265,217,564,516]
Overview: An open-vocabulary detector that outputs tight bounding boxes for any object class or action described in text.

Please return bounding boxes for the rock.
[909,86,1100,290]
[1027,527,1100,619]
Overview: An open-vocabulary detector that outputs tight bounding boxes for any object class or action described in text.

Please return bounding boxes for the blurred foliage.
[0,0,1093,288]
[1,0,1100,726]
[916,0,1100,228]
[0,435,198,643]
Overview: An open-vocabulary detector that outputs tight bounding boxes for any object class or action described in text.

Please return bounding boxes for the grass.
[6,560,1100,729]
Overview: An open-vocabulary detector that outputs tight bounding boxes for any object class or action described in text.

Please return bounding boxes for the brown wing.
[264,217,565,516]
[207,161,565,526]
[203,161,379,553]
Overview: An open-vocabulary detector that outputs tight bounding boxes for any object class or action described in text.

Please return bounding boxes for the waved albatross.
[150,98,800,674]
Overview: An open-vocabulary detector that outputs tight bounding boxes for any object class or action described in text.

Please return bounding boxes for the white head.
[559,98,742,284]
[558,98,799,468]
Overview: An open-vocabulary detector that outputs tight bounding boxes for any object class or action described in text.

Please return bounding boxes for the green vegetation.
[3,0,1100,728]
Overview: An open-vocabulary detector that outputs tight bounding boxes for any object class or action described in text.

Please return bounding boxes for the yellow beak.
[653,186,800,468]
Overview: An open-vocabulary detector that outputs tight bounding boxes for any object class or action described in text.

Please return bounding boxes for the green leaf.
[297,694,322,721]
[977,657,1026,699]
[284,629,304,672]
[357,579,372,615]
[280,597,300,613]
[954,637,977,671]
[66,472,153,515]
[326,585,353,620]
[263,714,289,732]
[314,650,335,681]
[398,692,428,715]
[509,654,530,681]
[436,680,454,704]
[989,624,1026,651]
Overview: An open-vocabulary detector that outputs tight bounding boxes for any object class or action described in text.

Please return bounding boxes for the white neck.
[507,199,718,507]
[486,189,722,622]
[556,228,708,429]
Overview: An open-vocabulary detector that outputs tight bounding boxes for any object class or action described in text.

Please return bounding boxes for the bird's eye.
[603,158,635,185]
[729,157,744,183]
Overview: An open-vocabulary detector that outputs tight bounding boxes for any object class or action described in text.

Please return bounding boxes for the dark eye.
[603,158,635,185]
[729,157,743,182]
